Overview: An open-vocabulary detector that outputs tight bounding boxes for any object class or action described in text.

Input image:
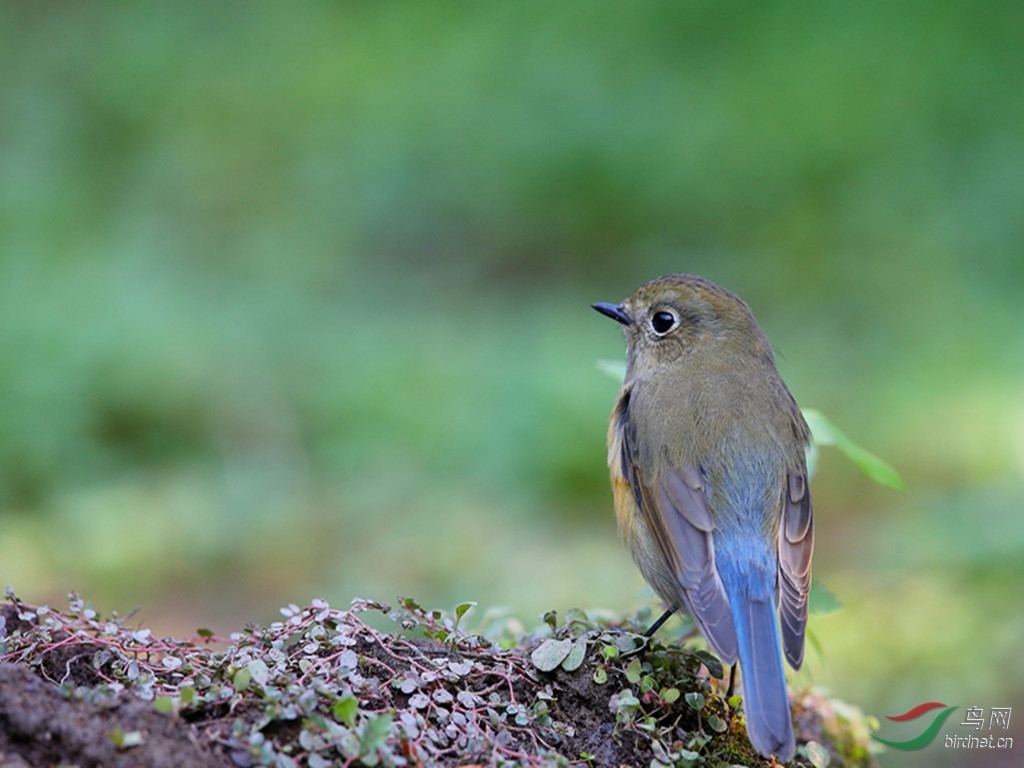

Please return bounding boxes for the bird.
[593,273,813,763]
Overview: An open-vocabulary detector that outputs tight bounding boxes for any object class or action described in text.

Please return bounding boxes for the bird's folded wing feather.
[778,472,813,669]
[620,416,739,664]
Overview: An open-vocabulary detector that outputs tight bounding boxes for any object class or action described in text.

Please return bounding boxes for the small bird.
[593,274,813,763]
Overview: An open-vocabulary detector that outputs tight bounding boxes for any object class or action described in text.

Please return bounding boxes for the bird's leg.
[726,663,737,700]
[643,608,675,638]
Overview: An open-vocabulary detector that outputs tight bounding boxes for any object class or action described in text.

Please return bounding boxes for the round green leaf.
[232,667,251,692]
[685,692,705,711]
[561,636,588,671]
[530,638,572,672]
[707,713,728,732]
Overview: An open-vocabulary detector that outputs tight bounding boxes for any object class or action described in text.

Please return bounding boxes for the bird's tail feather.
[733,594,795,762]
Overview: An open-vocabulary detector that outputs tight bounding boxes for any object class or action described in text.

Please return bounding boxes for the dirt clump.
[0,663,233,768]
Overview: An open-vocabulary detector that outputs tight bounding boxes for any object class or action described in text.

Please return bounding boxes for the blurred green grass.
[1,4,1023,764]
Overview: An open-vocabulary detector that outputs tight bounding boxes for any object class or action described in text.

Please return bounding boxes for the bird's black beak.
[591,302,632,326]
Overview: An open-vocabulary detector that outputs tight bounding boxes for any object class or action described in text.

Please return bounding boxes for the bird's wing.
[619,413,738,664]
[778,472,813,669]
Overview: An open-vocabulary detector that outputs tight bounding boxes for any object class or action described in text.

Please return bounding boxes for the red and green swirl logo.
[871,702,958,750]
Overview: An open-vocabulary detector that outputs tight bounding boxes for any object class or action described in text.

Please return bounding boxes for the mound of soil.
[0,663,231,768]
[0,596,875,767]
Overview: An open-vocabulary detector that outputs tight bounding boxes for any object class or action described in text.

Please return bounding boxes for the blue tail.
[716,536,795,762]
[731,589,795,762]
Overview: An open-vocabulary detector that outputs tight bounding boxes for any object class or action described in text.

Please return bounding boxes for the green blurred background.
[2,3,1022,765]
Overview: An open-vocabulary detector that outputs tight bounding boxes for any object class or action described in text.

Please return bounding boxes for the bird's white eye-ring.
[650,310,678,335]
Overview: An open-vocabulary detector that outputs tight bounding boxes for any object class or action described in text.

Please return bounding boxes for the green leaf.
[661,687,680,704]
[800,740,831,768]
[232,667,251,691]
[454,601,476,630]
[531,638,572,672]
[689,732,711,749]
[596,359,626,382]
[565,607,590,628]
[593,667,608,684]
[611,633,642,655]
[805,441,820,479]
[333,695,359,727]
[838,441,905,490]
[625,658,643,684]
[615,690,641,722]
[562,636,587,671]
[108,725,144,749]
[685,692,705,711]
[806,628,827,668]
[707,713,728,733]
[809,580,842,614]
[153,696,175,714]
[247,658,270,687]
[601,643,619,660]
[179,685,195,705]
[802,408,905,491]
[360,713,393,756]
[196,627,214,638]
[693,649,724,680]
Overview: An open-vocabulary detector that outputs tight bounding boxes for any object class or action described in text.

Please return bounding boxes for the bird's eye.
[651,311,677,335]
